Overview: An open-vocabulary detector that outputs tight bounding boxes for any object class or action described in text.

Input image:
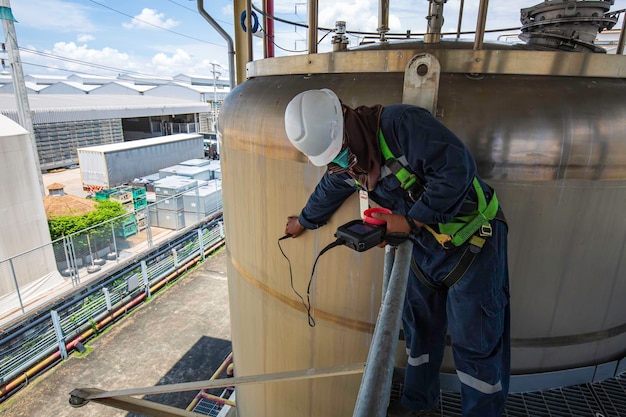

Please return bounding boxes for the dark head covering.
[342,104,384,190]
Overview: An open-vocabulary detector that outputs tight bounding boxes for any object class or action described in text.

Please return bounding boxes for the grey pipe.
[353,240,413,417]
[197,0,236,89]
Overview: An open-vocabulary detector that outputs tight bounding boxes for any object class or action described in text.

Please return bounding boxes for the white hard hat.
[284,89,344,167]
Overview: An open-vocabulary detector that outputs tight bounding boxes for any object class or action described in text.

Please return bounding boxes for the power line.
[87,0,226,48]
[165,0,233,28]
[19,47,172,79]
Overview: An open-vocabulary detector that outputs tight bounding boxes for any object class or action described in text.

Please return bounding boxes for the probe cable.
[278,235,345,327]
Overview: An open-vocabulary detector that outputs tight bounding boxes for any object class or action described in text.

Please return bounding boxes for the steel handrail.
[353,240,413,417]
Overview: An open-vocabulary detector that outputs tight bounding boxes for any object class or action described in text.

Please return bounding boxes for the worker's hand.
[370,212,411,234]
[370,212,423,247]
[285,216,305,238]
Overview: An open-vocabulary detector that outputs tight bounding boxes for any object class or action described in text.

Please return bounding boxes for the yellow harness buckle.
[423,224,452,248]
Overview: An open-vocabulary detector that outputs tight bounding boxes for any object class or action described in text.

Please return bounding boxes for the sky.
[5,0,626,82]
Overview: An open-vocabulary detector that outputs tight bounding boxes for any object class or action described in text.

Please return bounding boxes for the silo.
[218,5,626,417]
[0,115,60,305]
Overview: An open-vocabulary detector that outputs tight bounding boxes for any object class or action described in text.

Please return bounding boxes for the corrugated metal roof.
[24,74,68,83]
[89,81,156,93]
[0,82,48,93]
[0,94,211,123]
[39,81,100,94]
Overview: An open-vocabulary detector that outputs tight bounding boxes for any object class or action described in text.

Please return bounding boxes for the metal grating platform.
[193,398,224,417]
[395,373,626,417]
[191,388,234,417]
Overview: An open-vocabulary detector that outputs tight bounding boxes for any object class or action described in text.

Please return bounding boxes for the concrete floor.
[0,249,232,417]
[42,168,91,199]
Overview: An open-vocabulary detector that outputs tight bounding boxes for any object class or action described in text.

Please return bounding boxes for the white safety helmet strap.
[284,89,344,166]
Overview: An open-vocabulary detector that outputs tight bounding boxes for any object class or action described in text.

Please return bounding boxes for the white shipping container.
[78,133,204,189]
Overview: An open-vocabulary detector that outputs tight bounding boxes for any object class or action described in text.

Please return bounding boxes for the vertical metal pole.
[246,0,253,62]
[8,259,25,314]
[146,206,153,248]
[141,260,151,298]
[103,287,112,311]
[110,222,119,262]
[69,235,80,286]
[474,0,489,50]
[172,248,179,268]
[198,229,206,261]
[353,240,413,417]
[62,235,73,279]
[617,13,626,55]
[51,310,68,360]
[378,0,389,41]
[0,0,44,196]
[456,0,465,39]
[308,0,318,53]
[424,0,445,44]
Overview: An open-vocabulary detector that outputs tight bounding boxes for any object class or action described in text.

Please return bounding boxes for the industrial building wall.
[34,119,124,170]
[0,115,59,297]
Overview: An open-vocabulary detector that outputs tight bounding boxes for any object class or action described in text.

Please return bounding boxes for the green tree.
[48,200,125,240]
[49,200,127,262]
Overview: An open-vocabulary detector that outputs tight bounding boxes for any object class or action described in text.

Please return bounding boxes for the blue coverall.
[297,105,510,417]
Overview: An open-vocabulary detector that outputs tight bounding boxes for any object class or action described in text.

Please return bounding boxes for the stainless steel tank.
[218,39,626,416]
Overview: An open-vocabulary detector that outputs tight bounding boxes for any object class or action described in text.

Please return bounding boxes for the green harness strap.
[439,178,499,247]
[378,130,419,192]
[378,130,499,248]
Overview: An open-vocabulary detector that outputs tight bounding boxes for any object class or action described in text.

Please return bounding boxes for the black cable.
[87,0,225,47]
[278,234,311,324]
[251,2,524,38]
[278,235,345,327]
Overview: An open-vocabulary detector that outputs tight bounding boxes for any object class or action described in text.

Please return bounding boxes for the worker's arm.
[391,106,477,225]
[285,171,356,238]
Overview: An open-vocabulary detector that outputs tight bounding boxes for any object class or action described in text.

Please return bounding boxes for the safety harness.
[378,130,502,289]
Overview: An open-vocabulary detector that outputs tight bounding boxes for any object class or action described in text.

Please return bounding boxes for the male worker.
[283,89,510,417]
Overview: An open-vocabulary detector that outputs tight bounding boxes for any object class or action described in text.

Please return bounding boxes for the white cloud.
[11,0,96,32]
[122,8,179,31]
[318,0,377,31]
[77,34,95,43]
[50,42,137,73]
[149,49,228,77]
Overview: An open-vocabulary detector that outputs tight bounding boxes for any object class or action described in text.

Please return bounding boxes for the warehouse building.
[0,73,228,171]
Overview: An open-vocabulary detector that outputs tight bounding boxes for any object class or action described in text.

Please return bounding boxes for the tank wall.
[220,89,385,416]
[220,55,626,415]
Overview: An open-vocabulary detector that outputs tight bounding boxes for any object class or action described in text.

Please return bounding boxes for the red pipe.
[266,0,275,57]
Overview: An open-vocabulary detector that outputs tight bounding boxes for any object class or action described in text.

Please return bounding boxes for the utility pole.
[209,62,221,133]
[1,0,44,196]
